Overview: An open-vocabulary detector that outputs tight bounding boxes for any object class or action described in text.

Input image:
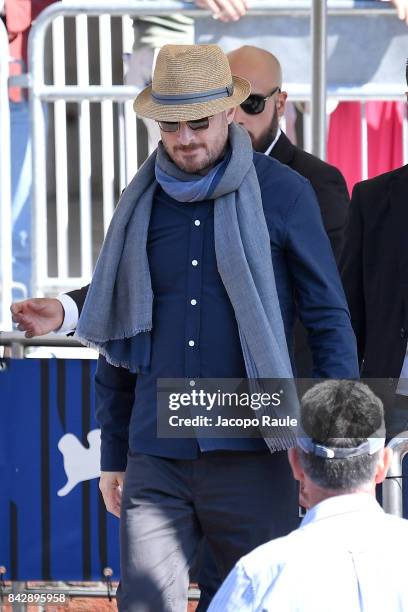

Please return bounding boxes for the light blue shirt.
[208,493,408,612]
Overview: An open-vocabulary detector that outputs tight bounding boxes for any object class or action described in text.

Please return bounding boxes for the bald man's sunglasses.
[240,87,281,115]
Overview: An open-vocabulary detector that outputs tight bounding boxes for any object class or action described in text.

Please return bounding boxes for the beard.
[251,108,280,153]
[162,140,228,174]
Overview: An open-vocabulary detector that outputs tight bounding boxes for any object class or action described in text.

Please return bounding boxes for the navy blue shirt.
[95,153,359,470]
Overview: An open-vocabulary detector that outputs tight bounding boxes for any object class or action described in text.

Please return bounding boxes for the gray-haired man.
[209,380,408,612]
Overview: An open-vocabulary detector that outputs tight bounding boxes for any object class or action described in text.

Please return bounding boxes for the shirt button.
[188,340,195,347]
[190,380,195,387]
[192,259,198,266]
[194,219,201,226]
[190,299,197,306]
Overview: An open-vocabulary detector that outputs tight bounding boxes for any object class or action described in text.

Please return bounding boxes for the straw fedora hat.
[133,44,251,122]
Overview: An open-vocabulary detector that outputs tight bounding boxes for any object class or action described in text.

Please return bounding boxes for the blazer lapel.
[269,132,296,165]
[389,165,408,305]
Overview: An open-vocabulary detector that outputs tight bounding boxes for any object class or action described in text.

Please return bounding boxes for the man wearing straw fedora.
[12,45,358,610]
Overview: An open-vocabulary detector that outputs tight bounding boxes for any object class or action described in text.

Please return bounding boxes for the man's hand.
[99,471,125,518]
[194,0,248,22]
[10,298,65,337]
[390,0,408,25]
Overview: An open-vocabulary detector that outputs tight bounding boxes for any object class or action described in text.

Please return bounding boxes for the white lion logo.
[57,429,101,496]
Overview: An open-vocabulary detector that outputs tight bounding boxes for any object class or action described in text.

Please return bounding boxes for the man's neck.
[307,484,376,509]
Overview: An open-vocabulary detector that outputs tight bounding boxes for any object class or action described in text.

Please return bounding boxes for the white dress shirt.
[208,493,408,612]
[56,293,79,334]
[263,128,281,157]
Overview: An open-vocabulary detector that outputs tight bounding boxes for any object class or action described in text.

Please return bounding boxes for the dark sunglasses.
[158,116,211,132]
[240,86,281,115]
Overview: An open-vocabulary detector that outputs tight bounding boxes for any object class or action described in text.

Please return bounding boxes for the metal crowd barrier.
[29,2,143,298]
[384,433,408,517]
[0,19,12,332]
[26,1,408,302]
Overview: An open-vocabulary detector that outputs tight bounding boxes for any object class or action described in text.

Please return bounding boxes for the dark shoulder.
[290,145,345,184]
[352,166,406,202]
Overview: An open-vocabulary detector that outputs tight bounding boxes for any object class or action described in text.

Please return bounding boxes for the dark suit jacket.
[67,285,87,313]
[270,131,350,262]
[340,165,408,378]
[271,131,350,376]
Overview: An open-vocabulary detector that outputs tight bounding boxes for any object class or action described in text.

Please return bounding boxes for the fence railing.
[29,3,143,298]
[25,1,408,302]
[0,19,12,331]
[383,433,408,517]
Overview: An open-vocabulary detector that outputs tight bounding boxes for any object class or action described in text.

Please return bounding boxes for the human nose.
[233,105,247,125]
[178,122,195,145]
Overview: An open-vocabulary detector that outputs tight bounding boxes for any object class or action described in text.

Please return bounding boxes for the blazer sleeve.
[95,354,136,472]
[67,284,89,315]
[284,180,359,378]
[307,162,350,264]
[339,183,366,369]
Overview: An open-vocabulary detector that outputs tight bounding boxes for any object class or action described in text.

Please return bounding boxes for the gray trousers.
[116,450,299,612]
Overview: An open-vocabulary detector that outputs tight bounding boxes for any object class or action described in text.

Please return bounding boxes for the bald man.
[228,46,349,263]
[228,46,350,377]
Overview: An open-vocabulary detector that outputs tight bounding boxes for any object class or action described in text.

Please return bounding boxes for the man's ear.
[375,447,393,484]
[276,90,288,119]
[289,447,312,510]
[226,106,236,124]
[288,447,304,481]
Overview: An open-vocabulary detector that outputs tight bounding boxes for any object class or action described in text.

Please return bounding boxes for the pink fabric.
[5,0,58,101]
[327,101,404,193]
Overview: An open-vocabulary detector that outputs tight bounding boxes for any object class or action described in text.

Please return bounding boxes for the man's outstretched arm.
[10,285,89,337]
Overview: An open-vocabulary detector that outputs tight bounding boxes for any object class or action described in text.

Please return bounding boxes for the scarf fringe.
[75,326,152,345]
[75,335,150,373]
[263,436,297,452]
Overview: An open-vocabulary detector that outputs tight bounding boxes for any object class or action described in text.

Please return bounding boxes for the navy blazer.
[270,132,350,377]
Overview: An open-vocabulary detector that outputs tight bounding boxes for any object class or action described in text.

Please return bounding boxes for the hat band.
[151,84,234,106]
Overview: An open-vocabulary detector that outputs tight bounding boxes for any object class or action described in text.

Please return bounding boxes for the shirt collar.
[263,128,282,157]
[301,493,383,528]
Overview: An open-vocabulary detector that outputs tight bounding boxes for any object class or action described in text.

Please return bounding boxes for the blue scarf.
[155,145,231,202]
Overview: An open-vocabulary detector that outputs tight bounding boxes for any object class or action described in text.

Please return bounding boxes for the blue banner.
[1,360,408,582]
[0,359,120,581]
